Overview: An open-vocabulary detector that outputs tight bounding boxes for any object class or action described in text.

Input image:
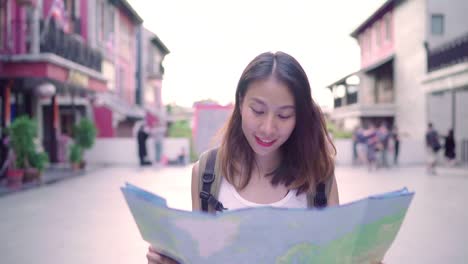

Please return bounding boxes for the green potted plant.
[6,116,37,188]
[69,143,82,171]
[25,150,49,183]
[72,118,97,169]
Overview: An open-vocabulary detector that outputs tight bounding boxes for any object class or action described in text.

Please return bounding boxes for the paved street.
[0,164,467,263]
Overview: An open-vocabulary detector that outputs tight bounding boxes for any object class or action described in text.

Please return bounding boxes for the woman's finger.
[147,250,163,263]
[147,246,178,264]
[148,245,159,253]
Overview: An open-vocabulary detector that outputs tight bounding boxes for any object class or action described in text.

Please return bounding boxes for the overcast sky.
[128,0,386,108]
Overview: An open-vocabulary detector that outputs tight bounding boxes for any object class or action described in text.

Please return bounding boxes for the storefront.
[0,57,106,164]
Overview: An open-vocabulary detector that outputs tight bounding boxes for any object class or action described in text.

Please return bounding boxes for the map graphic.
[121,183,414,264]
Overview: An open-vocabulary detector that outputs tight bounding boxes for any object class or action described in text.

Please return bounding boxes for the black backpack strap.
[307,173,336,208]
[199,149,226,212]
[313,183,327,208]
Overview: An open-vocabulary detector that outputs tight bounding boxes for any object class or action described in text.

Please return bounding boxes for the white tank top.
[217,178,308,211]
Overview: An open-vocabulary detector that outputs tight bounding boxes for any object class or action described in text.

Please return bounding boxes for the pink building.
[352,5,395,71]
[0,0,106,163]
[193,103,233,156]
[327,0,397,131]
[90,0,144,138]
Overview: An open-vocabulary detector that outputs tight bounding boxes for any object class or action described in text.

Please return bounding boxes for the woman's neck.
[254,151,281,176]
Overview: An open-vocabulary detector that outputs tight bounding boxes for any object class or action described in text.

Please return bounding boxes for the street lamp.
[36,82,56,97]
[334,85,346,98]
[345,75,360,86]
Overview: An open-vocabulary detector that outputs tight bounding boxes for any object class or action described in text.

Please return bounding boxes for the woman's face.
[240,77,296,158]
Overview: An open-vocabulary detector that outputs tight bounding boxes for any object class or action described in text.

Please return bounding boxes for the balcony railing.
[427,32,468,72]
[40,20,102,72]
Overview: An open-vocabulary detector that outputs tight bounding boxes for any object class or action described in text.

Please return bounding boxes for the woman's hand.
[147,245,178,264]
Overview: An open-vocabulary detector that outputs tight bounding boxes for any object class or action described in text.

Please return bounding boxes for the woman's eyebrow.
[278,105,295,110]
[250,97,266,105]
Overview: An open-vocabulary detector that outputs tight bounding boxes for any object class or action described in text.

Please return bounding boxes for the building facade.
[136,27,169,128]
[135,27,169,163]
[89,0,145,138]
[423,33,468,162]
[328,0,468,144]
[0,0,169,169]
[0,0,107,164]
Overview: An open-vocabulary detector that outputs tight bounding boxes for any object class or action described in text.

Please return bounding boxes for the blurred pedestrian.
[443,129,456,166]
[377,123,390,168]
[355,127,367,165]
[425,123,441,174]
[152,126,166,164]
[391,126,400,165]
[365,123,379,171]
[137,124,152,166]
[147,51,339,264]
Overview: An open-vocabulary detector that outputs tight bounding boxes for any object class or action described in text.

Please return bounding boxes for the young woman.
[147,51,339,264]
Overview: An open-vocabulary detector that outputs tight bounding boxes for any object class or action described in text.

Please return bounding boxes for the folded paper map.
[121,183,414,264]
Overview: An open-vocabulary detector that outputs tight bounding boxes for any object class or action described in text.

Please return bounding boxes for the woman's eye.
[251,108,264,115]
[278,114,293,119]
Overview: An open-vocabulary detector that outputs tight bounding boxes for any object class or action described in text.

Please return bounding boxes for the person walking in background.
[425,123,441,174]
[152,126,166,165]
[377,123,390,168]
[352,126,359,165]
[355,126,367,165]
[137,124,152,166]
[444,129,456,166]
[177,147,186,165]
[365,123,379,171]
[391,126,400,165]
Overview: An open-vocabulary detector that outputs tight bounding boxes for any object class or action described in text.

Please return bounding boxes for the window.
[375,21,381,47]
[431,14,444,35]
[73,0,80,18]
[367,30,372,53]
[117,66,125,96]
[385,15,392,41]
[153,53,161,74]
[119,22,131,58]
[359,36,364,56]
[98,1,114,46]
[0,3,5,50]
[147,45,156,74]
[95,2,101,42]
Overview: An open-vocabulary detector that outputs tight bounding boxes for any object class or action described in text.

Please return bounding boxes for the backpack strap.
[306,173,335,208]
[199,148,226,212]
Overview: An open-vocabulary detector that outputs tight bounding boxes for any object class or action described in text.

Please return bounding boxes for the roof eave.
[111,0,143,24]
[350,0,397,38]
[326,72,359,89]
[151,36,170,55]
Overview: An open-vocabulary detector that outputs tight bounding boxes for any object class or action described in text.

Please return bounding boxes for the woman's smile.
[255,136,277,147]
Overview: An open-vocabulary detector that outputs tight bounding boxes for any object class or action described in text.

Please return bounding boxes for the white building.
[327,0,468,164]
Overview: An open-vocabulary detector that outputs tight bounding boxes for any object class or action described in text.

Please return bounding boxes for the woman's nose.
[260,114,276,136]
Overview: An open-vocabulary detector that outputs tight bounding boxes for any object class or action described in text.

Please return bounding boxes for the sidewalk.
[435,164,468,175]
[0,164,103,197]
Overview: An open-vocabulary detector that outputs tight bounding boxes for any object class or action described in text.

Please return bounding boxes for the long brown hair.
[218,51,336,195]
